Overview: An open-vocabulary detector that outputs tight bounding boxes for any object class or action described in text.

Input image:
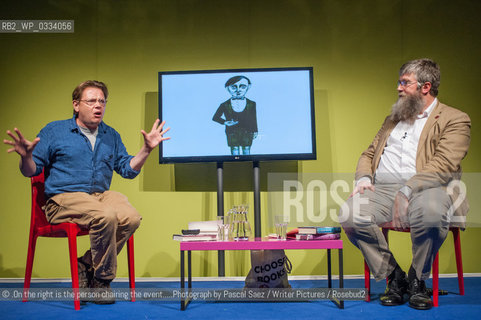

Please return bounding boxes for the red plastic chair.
[23,171,136,310]
[364,226,464,307]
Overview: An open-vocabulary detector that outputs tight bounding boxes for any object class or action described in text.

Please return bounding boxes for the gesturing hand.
[350,179,375,198]
[141,119,170,151]
[4,128,40,158]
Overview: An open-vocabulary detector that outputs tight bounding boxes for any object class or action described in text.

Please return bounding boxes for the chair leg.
[452,228,465,295]
[362,228,391,303]
[127,235,136,302]
[67,227,81,311]
[433,252,439,307]
[364,261,371,302]
[23,233,38,302]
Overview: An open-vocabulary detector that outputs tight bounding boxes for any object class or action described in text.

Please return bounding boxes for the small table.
[179,238,344,310]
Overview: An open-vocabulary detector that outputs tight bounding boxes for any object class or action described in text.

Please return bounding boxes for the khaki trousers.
[339,184,451,281]
[44,191,142,280]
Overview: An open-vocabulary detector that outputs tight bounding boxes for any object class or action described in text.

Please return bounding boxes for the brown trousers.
[44,191,141,280]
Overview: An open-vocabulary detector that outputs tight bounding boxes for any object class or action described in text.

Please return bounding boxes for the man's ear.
[421,82,432,95]
[72,100,80,113]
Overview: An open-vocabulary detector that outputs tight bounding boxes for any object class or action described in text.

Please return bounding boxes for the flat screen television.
[158,67,316,163]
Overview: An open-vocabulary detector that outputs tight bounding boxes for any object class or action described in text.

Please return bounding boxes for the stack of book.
[294,226,341,240]
[172,234,217,242]
[172,220,219,242]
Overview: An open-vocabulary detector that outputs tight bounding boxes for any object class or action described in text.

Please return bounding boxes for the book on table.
[172,220,220,241]
[188,220,218,235]
[297,226,341,235]
[172,234,217,242]
[295,233,340,240]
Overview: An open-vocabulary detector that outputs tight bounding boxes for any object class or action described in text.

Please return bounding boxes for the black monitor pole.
[216,162,225,277]
[253,161,261,238]
[217,161,261,276]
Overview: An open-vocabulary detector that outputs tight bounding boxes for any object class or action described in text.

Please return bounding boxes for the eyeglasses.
[79,99,107,106]
[397,80,420,88]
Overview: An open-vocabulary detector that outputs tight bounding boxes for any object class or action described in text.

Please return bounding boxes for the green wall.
[1,0,480,279]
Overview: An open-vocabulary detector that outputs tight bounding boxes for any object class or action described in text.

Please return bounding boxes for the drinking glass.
[274,215,288,240]
[217,215,230,241]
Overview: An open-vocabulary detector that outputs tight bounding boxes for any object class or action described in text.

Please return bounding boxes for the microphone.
[401,132,407,141]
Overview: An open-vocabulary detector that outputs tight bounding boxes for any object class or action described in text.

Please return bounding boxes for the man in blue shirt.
[4,80,170,304]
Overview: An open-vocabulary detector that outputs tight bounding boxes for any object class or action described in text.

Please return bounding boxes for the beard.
[389,92,424,124]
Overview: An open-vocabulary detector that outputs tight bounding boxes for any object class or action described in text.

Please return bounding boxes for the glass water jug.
[229,205,252,241]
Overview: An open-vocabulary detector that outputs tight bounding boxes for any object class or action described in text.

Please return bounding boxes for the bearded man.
[339,59,471,310]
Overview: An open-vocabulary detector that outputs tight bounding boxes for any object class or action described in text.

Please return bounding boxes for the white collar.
[418,98,437,119]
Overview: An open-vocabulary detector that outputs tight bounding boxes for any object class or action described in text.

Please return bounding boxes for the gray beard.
[389,93,424,124]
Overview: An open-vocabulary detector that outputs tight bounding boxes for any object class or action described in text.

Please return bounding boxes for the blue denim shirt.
[32,117,140,199]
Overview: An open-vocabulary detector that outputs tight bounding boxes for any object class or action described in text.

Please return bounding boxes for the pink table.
[178,238,344,310]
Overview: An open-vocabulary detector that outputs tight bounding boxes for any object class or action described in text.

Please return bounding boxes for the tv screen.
[158,67,316,163]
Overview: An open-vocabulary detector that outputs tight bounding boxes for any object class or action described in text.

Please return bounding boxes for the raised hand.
[140,119,170,152]
[130,120,171,171]
[4,128,40,158]
[4,128,39,177]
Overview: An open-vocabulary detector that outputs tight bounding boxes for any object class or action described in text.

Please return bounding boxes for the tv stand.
[216,161,263,276]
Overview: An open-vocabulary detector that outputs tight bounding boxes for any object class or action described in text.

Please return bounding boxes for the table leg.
[339,248,344,309]
[218,250,225,277]
[327,249,332,288]
[188,251,192,289]
[180,250,185,310]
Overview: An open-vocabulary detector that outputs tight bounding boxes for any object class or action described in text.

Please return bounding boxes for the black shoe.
[77,258,93,304]
[380,270,409,306]
[91,277,115,305]
[408,277,433,310]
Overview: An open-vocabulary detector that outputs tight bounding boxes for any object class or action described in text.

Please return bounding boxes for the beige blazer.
[355,101,471,224]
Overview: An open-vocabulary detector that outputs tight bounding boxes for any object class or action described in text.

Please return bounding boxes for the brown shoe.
[77,258,93,304]
[91,277,115,304]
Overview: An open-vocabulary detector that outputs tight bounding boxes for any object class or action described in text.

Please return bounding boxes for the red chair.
[364,226,464,307]
[23,171,136,310]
